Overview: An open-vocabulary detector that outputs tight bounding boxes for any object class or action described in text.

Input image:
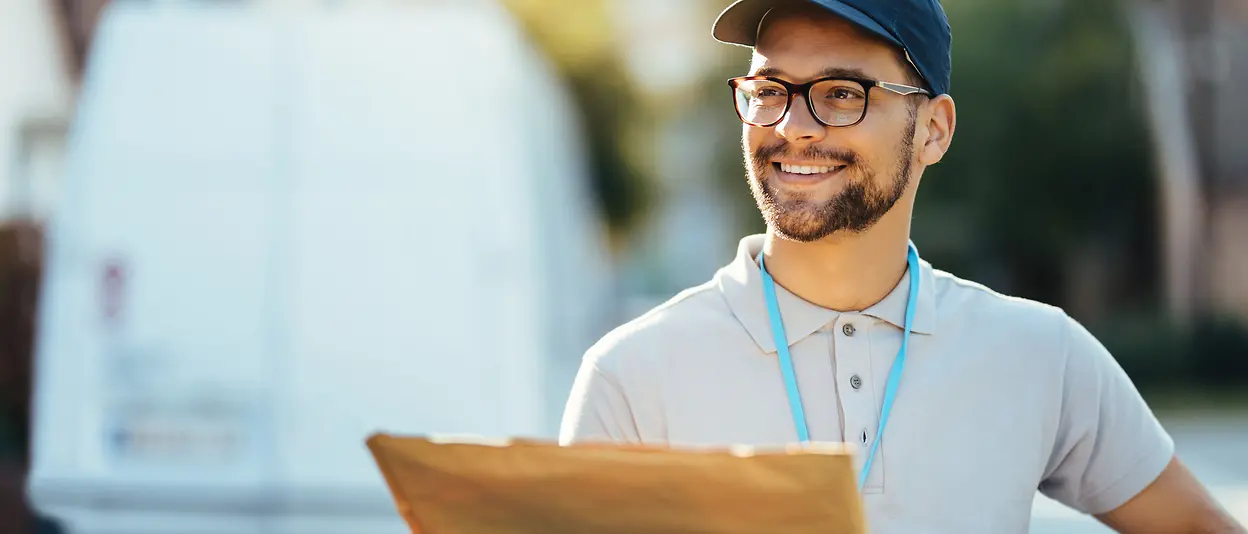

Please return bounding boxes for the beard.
[747,113,917,243]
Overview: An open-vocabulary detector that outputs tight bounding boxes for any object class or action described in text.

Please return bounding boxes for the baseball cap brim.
[712,0,902,50]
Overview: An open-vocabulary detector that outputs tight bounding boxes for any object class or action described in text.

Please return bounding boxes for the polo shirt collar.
[716,234,937,354]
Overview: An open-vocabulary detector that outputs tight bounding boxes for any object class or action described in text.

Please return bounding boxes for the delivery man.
[560,0,1246,532]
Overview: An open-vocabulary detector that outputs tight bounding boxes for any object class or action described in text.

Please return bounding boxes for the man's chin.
[767,211,838,243]
[773,226,837,243]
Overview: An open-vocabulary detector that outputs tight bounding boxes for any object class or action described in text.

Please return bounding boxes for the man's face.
[744,7,922,242]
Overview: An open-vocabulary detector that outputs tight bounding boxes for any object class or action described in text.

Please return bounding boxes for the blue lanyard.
[758,243,920,492]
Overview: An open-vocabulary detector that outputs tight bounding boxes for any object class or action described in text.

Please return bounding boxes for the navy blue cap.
[712,0,952,96]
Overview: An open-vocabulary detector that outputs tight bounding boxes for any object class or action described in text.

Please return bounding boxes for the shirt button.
[861,429,869,444]
[850,374,862,390]
[842,323,856,336]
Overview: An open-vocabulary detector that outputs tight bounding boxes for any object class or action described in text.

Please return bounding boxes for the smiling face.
[744,5,927,242]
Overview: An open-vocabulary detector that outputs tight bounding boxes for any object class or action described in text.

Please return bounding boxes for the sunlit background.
[0,0,1245,533]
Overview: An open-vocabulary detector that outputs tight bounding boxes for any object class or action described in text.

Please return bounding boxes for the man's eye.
[830,88,862,100]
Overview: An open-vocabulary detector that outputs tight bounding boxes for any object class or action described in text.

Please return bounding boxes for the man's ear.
[919,94,956,166]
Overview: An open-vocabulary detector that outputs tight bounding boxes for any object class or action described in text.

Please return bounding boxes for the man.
[560,0,1246,532]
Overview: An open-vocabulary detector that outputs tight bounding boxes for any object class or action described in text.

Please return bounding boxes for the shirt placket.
[833,313,885,493]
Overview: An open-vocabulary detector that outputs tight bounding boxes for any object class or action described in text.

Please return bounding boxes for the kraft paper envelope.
[366,433,866,534]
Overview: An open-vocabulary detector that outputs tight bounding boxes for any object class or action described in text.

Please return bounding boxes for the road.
[1030,410,1248,532]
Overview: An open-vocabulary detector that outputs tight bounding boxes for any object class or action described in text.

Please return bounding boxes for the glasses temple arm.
[876,81,932,96]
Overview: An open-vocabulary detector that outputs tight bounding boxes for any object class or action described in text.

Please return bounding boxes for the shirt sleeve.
[1038,313,1175,515]
[558,358,642,446]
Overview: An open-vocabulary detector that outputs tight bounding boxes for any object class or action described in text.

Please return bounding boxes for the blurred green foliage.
[902,0,1248,388]
[1099,310,1248,392]
[502,0,656,250]
[917,0,1158,304]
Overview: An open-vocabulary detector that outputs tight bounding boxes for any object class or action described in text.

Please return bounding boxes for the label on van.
[105,393,265,465]
[101,343,268,467]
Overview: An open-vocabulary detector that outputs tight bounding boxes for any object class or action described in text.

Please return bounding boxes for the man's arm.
[1096,455,1245,534]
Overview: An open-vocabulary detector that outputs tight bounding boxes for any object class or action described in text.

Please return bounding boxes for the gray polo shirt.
[560,235,1174,532]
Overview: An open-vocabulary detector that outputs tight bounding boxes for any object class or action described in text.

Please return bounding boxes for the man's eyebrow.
[750,66,872,80]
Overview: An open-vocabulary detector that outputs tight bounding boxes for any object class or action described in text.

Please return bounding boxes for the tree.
[501,0,655,250]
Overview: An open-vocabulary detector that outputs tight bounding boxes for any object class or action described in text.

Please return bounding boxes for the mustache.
[752,143,861,167]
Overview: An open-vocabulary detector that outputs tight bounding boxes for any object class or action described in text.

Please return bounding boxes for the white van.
[26,3,615,533]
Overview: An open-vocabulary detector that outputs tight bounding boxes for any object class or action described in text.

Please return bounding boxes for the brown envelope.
[366,433,866,534]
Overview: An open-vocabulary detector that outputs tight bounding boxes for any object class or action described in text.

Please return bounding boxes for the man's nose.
[774,94,826,144]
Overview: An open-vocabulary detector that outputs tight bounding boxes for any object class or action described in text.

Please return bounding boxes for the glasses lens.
[734,79,789,126]
[810,79,867,126]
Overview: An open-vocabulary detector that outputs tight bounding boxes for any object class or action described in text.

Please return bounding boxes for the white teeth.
[780,163,836,175]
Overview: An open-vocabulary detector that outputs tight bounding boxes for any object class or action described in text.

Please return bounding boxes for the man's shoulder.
[582,279,738,372]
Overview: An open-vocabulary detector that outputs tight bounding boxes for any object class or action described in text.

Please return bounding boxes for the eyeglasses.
[728,75,931,128]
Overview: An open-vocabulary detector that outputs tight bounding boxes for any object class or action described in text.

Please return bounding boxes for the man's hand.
[1096,455,1245,533]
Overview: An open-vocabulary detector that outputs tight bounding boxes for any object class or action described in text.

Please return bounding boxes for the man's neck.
[760,219,911,312]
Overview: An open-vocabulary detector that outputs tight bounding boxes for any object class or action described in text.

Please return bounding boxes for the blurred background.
[0,0,1245,533]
